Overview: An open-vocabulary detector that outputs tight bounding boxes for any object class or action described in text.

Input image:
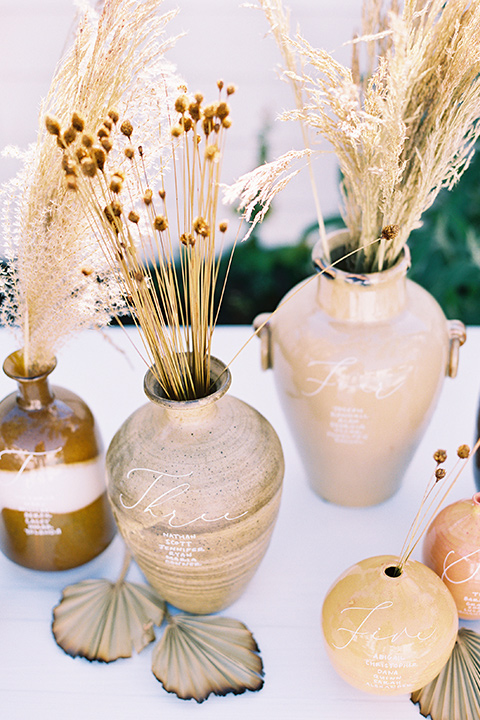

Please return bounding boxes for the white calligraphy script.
[442,548,480,585]
[333,601,436,650]
[119,468,248,528]
[0,448,62,486]
[302,358,408,399]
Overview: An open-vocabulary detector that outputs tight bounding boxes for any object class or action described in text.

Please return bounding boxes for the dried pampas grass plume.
[0,0,181,375]
[243,0,480,273]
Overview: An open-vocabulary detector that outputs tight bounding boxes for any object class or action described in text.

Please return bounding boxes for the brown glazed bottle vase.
[0,350,115,570]
[255,230,466,507]
[106,356,284,614]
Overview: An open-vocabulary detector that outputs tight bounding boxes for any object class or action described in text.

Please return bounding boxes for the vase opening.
[472,492,480,506]
[384,565,402,578]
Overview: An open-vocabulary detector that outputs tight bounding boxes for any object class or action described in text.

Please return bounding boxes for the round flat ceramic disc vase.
[423,493,480,619]
[322,555,458,695]
[106,357,284,614]
[0,351,116,570]
[255,230,466,507]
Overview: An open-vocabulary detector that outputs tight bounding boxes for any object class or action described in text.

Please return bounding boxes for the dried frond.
[52,86,237,401]
[254,0,480,273]
[0,0,181,375]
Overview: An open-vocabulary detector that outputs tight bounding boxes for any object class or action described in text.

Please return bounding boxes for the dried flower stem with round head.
[50,84,237,401]
[0,0,180,376]
[395,438,480,574]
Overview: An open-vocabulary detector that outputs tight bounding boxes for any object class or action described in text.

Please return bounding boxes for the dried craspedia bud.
[193,216,210,237]
[104,204,122,232]
[63,126,77,145]
[183,117,193,132]
[219,221,228,233]
[81,266,94,276]
[128,210,140,223]
[217,79,224,91]
[100,137,113,152]
[180,232,195,247]
[194,93,204,104]
[171,124,183,138]
[143,189,153,205]
[124,146,135,159]
[381,224,400,241]
[111,200,122,217]
[45,115,61,136]
[92,147,106,171]
[203,118,213,136]
[433,449,447,464]
[189,101,201,122]
[435,467,446,480]
[103,118,113,131]
[457,444,470,459]
[216,101,230,120]
[120,119,133,137]
[154,215,168,232]
[108,108,119,124]
[109,174,123,193]
[82,133,95,148]
[71,112,85,132]
[205,144,219,162]
[97,126,110,139]
[203,103,217,119]
[158,189,166,201]
[222,117,232,129]
[66,176,78,190]
[175,94,189,114]
[226,84,236,96]
[61,155,77,176]
[80,157,97,178]
[75,146,87,162]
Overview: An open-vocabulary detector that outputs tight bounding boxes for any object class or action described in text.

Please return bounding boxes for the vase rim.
[312,229,411,286]
[3,350,57,382]
[143,355,232,408]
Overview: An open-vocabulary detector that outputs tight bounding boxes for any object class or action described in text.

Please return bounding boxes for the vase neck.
[143,356,232,419]
[3,351,56,410]
[314,232,410,322]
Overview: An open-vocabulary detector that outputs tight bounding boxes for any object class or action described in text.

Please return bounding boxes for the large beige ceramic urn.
[255,230,465,507]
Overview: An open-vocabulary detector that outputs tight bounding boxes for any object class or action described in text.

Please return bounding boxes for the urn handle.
[447,319,467,379]
[253,313,273,370]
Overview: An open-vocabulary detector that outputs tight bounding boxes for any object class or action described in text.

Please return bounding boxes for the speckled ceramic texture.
[322,555,458,695]
[423,493,480,619]
[262,230,453,507]
[0,350,115,571]
[106,357,284,614]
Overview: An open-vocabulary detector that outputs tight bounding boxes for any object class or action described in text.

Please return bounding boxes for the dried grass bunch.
[48,82,236,401]
[236,0,480,273]
[0,0,179,376]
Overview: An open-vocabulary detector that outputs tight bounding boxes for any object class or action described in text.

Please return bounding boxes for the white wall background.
[0,0,361,245]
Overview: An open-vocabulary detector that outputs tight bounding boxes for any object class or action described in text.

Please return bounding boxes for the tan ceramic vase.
[0,350,116,570]
[255,230,466,507]
[322,554,458,695]
[106,356,284,614]
[423,493,480,619]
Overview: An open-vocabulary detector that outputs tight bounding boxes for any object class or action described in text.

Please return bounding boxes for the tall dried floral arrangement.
[233,0,480,273]
[0,0,180,376]
[47,82,236,401]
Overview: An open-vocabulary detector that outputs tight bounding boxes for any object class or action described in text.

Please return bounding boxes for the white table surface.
[1,324,479,720]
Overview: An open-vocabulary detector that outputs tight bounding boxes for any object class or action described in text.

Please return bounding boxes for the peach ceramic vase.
[0,350,116,570]
[106,356,284,614]
[255,230,466,507]
[321,555,458,695]
[423,492,480,619]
